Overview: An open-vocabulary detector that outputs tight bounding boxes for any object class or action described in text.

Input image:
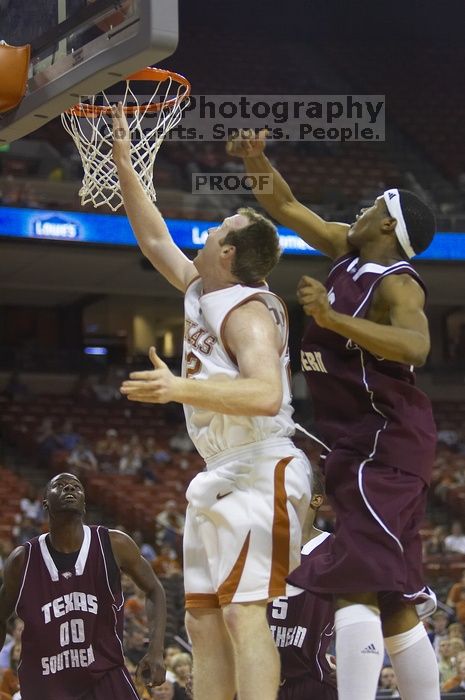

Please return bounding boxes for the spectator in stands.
[452,590,465,626]
[423,525,447,556]
[125,586,148,626]
[442,651,465,693]
[138,457,161,486]
[152,680,176,699]
[378,665,400,697]
[159,576,185,647]
[445,521,465,555]
[171,652,192,700]
[152,544,182,578]
[0,643,20,698]
[141,438,172,481]
[155,500,185,550]
[153,447,172,465]
[428,610,451,659]
[35,417,60,468]
[119,443,145,475]
[448,623,465,641]
[437,426,460,449]
[124,625,149,666]
[121,571,136,599]
[164,645,182,683]
[132,531,156,562]
[95,428,122,471]
[56,419,81,451]
[450,638,465,664]
[447,576,465,610]
[434,467,465,504]
[446,658,465,694]
[168,430,194,453]
[12,516,41,547]
[91,368,122,402]
[144,437,159,460]
[438,638,456,686]
[66,439,98,476]
[174,451,191,472]
[19,486,44,525]
[0,619,23,671]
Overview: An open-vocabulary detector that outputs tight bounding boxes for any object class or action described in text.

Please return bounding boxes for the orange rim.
[67,67,191,118]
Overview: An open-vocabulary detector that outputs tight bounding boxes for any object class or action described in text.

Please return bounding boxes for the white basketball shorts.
[183,437,312,609]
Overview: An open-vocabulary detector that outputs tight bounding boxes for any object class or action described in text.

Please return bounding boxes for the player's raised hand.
[120,347,179,404]
[111,102,131,161]
[226,128,268,158]
[297,276,332,326]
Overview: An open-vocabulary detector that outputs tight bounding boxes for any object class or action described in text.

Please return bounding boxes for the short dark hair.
[45,473,82,496]
[397,190,436,256]
[221,207,281,286]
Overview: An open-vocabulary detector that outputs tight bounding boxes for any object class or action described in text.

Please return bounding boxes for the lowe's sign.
[32,214,80,240]
[0,206,463,261]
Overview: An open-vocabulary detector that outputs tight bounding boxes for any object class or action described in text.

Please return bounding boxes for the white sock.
[385,622,441,700]
[335,604,384,700]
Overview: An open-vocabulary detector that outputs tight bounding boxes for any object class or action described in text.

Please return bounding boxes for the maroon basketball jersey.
[301,254,436,482]
[268,532,336,688]
[15,525,139,700]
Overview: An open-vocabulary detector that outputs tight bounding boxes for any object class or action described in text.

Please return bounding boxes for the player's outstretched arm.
[227,130,351,260]
[109,530,166,687]
[111,104,197,292]
[0,547,25,648]
[297,274,430,366]
[120,302,284,415]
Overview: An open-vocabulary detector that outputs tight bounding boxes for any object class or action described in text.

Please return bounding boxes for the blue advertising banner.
[0,206,463,260]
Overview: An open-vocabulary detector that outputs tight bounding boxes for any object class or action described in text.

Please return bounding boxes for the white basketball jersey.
[182,278,295,460]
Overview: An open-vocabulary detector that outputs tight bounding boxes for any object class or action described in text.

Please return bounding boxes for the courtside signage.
[0,206,463,260]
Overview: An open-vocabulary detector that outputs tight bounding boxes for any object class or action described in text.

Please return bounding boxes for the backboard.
[0,0,178,143]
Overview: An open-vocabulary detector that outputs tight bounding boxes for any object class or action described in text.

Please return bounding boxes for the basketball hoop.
[61,68,191,212]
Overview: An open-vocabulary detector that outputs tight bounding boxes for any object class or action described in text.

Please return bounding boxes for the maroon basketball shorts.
[289,448,434,609]
[85,666,140,700]
[279,675,338,700]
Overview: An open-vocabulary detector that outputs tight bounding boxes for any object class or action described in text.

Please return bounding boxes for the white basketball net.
[61,70,190,212]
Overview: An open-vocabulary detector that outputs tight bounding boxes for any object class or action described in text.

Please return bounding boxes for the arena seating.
[0,393,203,539]
[0,466,30,547]
[323,43,465,181]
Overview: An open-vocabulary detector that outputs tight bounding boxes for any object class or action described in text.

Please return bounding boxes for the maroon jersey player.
[229,132,441,700]
[267,470,337,700]
[0,473,167,700]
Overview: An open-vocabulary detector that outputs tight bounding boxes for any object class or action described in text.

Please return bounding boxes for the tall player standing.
[0,473,167,700]
[228,132,441,700]
[112,105,312,700]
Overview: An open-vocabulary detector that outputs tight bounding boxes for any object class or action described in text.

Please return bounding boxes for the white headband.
[383,188,415,259]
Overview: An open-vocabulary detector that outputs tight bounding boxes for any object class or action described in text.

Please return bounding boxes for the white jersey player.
[112,103,312,700]
[183,278,295,458]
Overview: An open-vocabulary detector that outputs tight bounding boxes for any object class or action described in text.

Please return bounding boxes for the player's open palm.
[297,275,332,326]
[226,128,268,158]
[120,347,179,404]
